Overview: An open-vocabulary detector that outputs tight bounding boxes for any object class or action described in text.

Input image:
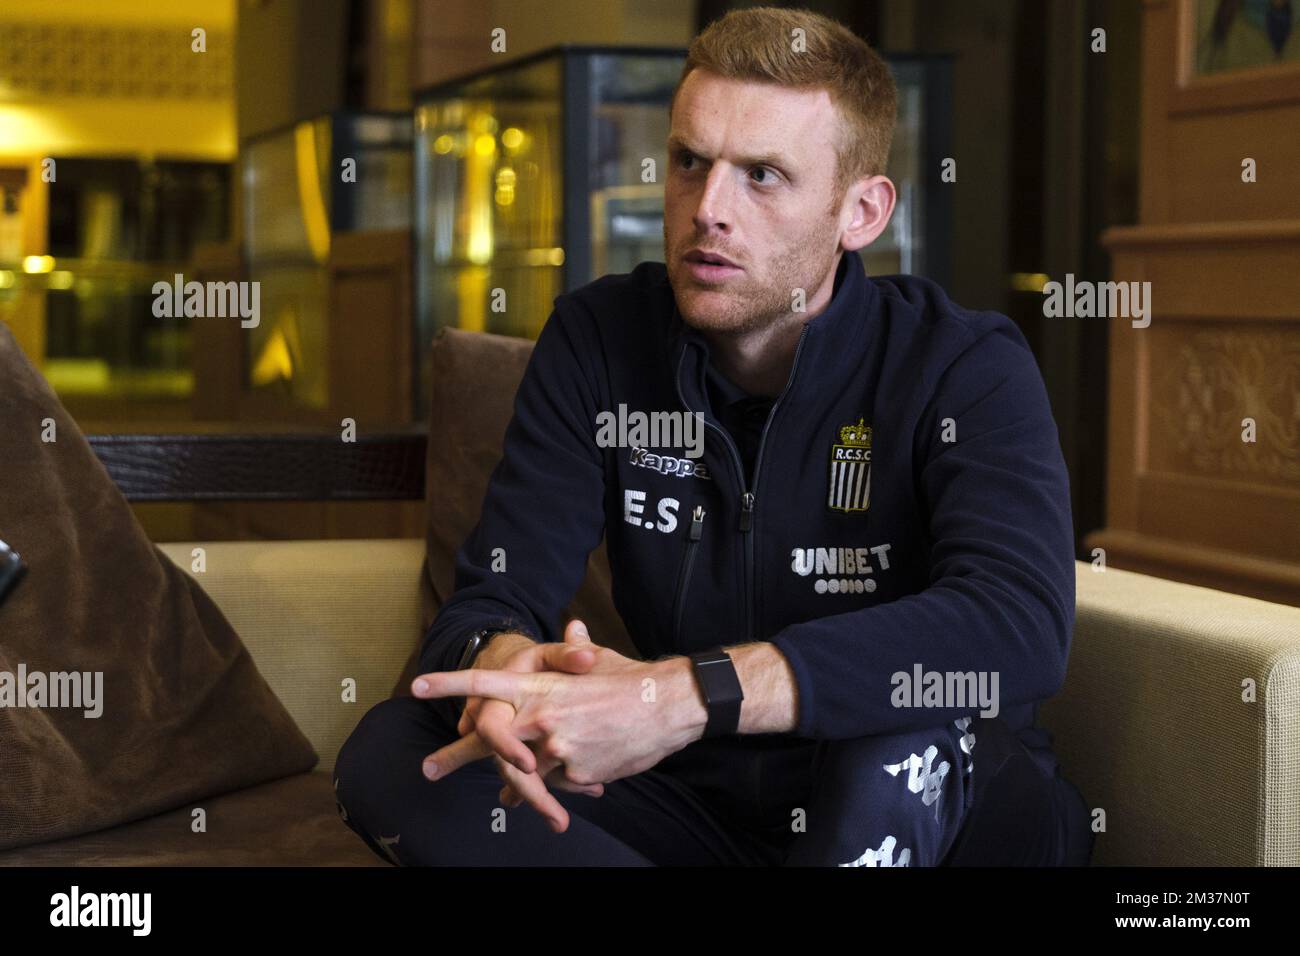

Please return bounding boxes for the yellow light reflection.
[293,121,331,264]
[501,127,523,150]
[433,134,454,154]
[495,166,516,207]
[523,247,565,267]
[48,270,74,290]
[456,267,488,333]
[23,255,54,274]
[466,112,496,265]
[1011,272,1051,293]
[0,271,14,289]
[42,359,110,393]
[251,322,295,386]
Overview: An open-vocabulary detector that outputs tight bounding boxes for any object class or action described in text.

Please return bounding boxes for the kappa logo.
[629,445,712,481]
[828,417,871,513]
[883,744,949,823]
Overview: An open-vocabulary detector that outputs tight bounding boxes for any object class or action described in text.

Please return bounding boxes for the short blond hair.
[671,6,897,195]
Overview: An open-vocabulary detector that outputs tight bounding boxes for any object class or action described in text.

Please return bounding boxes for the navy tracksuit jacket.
[418,251,1077,832]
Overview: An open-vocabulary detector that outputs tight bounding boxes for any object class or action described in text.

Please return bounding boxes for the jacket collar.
[669,251,875,419]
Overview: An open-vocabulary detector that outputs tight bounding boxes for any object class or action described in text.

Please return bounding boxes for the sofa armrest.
[157,539,426,774]
[1040,561,1300,865]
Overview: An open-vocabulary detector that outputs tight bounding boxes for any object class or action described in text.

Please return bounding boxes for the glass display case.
[413,45,952,417]
[241,111,412,408]
[869,56,953,286]
[6,157,232,402]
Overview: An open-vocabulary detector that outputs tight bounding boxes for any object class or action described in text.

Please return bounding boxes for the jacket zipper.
[672,504,706,645]
[674,323,812,645]
[742,325,811,642]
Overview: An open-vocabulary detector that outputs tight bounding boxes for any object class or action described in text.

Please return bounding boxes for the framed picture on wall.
[1194,0,1300,74]
[1174,0,1300,113]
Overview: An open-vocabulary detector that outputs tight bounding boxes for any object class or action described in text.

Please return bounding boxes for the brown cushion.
[0,324,317,852]
[394,327,633,695]
[0,771,383,866]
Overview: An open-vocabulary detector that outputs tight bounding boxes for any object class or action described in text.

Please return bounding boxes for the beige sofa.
[1,536,1296,866]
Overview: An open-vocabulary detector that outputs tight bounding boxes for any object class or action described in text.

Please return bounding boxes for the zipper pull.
[689,505,705,540]
[739,492,754,532]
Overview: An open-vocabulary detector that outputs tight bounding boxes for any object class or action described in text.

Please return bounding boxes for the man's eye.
[751,167,775,184]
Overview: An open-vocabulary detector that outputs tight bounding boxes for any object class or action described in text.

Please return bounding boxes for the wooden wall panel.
[1144,324,1299,495]
[1166,109,1300,222]
[1091,1,1300,606]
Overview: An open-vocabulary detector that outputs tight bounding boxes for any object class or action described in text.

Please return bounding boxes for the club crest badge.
[828,417,872,513]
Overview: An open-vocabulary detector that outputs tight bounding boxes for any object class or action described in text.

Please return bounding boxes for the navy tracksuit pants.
[333,694,1094,866]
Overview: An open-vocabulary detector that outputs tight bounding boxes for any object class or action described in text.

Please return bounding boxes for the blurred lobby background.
[1,0,1296,605]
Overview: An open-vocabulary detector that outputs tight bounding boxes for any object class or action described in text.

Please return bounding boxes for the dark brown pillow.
[0,323,317,852]
[393,327,634,696]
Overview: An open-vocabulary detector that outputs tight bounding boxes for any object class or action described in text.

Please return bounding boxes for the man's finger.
[538,641,597,674]
[458,694,491,737]
[494,756,569,832]
[546,771,603,797]
[556,769,604,797]
[411,668,523,703]
[502,756,604,801]
[499,752,555,808]
[422,731,494,781]
[475,697,536,774]
[536,754,604,796]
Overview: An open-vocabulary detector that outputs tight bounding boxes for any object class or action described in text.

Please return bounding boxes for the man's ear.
[841,175,896,253]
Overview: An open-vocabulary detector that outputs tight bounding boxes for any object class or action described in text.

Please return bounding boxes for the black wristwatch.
[689,650,745,738]
[455,625,520,670]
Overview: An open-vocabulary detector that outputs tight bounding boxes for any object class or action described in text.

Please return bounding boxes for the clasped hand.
[410,620,687,833]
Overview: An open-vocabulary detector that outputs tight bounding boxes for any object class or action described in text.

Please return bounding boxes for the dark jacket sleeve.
[418,300,607,675]
[770,318,1076,739]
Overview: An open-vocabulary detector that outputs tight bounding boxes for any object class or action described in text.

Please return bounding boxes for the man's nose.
[692,165,737,231]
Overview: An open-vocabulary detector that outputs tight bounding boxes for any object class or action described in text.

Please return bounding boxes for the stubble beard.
[665,233,839,338]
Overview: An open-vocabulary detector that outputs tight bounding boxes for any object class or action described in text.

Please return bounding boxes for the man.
[335,6,1094,866]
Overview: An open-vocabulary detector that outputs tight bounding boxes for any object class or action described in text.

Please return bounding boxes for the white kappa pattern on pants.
[838,718,978,867]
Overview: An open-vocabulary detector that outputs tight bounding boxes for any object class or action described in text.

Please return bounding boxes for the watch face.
[692,650,729,666]
[461,627,512,668]
[693,653,743,699]
[457,634,484,669]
